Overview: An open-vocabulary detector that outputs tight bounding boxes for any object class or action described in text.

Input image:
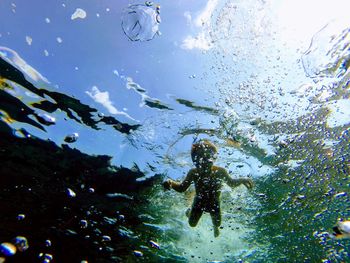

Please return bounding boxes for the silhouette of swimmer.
[163,139,253,237]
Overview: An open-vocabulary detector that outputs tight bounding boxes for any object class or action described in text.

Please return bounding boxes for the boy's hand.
[163,180,172,190]
[241,178,253,189]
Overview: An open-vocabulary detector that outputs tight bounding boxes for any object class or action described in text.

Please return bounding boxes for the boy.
[163,139,253,237]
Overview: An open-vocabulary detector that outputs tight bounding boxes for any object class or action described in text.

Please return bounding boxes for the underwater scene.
[0,0,350,262]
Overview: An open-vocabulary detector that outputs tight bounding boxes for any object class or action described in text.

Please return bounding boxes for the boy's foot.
[214,227,220,237]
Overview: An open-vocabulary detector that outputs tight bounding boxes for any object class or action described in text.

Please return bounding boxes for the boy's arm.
[163,170,194,192]
[219,168,253,189]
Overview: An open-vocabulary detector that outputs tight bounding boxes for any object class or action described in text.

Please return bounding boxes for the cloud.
[194,0,218,27]
[86,86,135,120]
[181,0,218,51]
[184,11,192,24]
[181,32,212,50]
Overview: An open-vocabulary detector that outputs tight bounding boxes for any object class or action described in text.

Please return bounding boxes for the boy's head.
[191,139,218,167]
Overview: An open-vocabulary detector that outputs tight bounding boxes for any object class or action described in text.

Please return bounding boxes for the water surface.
[0,0,350,262]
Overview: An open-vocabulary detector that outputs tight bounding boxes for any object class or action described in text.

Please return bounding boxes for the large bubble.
[121,4,161,41]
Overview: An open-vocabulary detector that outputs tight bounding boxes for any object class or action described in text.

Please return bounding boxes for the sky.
[1,0,349,179]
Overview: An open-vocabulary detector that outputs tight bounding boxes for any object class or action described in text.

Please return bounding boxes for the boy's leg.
[188,202,203,227]
[210,205,221,237]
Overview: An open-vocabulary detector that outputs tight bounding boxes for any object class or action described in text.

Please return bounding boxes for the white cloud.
[181,32,212,50]
[86,86,135,120]
[181,0,218,51]
[194,0,218,27]
[184,11,192,25]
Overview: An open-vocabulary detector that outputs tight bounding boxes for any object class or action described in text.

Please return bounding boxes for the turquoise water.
[0,0,350,262]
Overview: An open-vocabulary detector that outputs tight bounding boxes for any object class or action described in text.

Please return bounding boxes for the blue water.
[0,0,350,262]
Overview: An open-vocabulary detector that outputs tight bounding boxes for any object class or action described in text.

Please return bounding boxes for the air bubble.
[334,192,347,198]
[102,235,111,242]
[13,236,29,252]
[121,4,161,41]
[66,188,76,198]
[39,253,53,263]
[17,214,25,220]
[37,113,56,125]
[0,242,16,256]
[80,220,88,228]
[45,240,51,247]
[133,250,143,257]
[64,133,79,143]
[149,240,160,249]
[71,8,87,20]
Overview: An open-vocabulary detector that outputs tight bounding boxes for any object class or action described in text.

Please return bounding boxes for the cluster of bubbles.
[0,236,29,261]
[38,253,53,263]
[7,215,57,262]
[133,240,160,258]
[63,183,163,261]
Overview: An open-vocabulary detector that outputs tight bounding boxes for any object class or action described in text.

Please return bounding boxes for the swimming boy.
[163,139,253,237]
